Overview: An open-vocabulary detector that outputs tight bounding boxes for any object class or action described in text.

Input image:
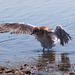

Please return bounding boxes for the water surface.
[0,0,75,74]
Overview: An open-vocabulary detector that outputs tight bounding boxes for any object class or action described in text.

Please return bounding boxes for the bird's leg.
[43,48,45,51]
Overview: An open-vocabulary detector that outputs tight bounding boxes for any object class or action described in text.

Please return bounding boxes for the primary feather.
[55,25,72,46]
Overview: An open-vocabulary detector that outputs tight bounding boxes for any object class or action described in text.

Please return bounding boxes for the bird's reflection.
[36,50,71,72]
[58,53,70,71]
[37,50,55,66]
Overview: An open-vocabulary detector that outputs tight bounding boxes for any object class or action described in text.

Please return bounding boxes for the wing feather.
[0,23,35,34]
[55,25,72,46]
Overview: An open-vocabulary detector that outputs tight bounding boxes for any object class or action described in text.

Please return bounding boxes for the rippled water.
[0,0,75,74]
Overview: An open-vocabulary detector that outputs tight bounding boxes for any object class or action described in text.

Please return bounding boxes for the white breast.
[35,33,58,49]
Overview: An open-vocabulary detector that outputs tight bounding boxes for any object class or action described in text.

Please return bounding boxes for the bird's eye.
[34,29,39,32]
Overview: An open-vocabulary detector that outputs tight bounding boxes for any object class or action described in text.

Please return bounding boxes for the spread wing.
[0,23,35,34]
[55,25,72,46]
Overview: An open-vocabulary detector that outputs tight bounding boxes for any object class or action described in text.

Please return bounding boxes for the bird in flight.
[0,23,72,51]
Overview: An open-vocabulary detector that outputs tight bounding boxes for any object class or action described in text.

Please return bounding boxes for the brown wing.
[0,23,35,34]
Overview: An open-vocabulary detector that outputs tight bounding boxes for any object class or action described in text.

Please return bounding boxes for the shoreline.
[0,62,75,75]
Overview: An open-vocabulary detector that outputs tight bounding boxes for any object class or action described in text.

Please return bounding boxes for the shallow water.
[0,0,75,74]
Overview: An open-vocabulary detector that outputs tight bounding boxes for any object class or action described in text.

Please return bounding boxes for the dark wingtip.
[66,33,72,40]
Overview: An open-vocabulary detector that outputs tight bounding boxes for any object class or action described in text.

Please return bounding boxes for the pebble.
[0,66,6,71]
[5,69,14,73]
[69,72,75,75]
[0,71,3,74]
[22,69,31,74]
[24,64,28,66]
[0,63,74,75]
[19,66,24,70]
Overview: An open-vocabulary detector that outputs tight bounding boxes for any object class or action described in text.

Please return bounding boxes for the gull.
[0,23,72,51]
